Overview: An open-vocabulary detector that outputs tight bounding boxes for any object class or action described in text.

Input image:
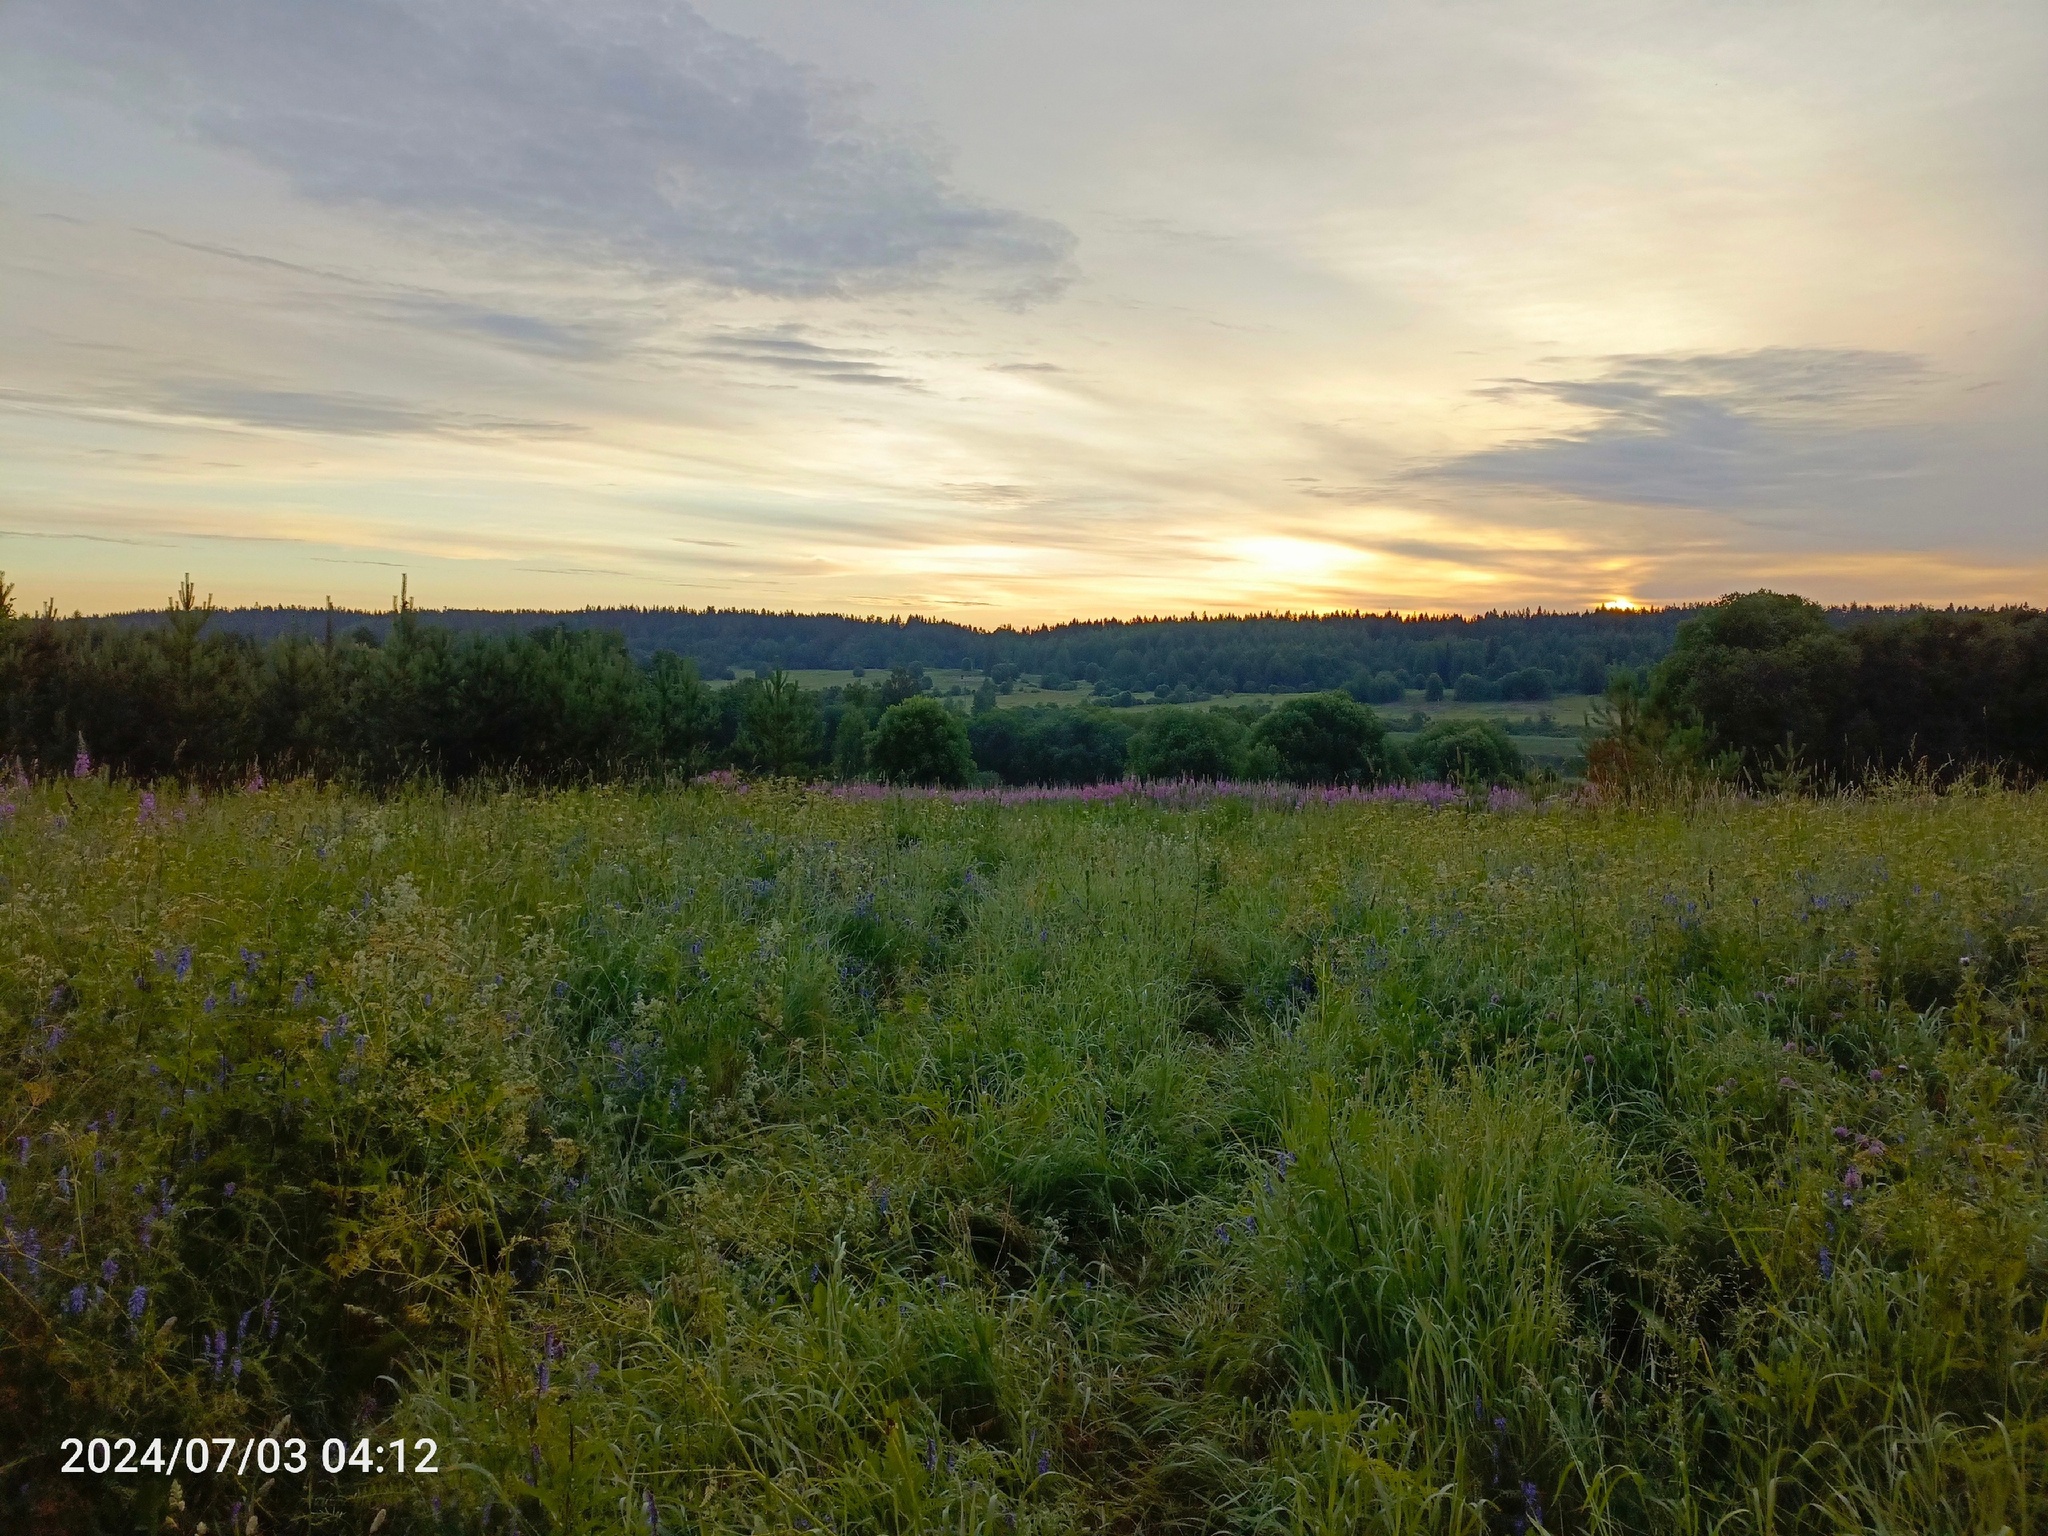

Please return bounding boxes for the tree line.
[10,577,2040,791]
[1591,591,2048,788]
[1,576,1540,788]
[94,595,1691,699]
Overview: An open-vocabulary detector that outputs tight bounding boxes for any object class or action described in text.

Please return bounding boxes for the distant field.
[7,780,2042,1531]
[731,667,1599,731]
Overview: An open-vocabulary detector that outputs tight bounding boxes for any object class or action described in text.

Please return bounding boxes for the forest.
[93,595,1685,697]
[4,579,2045,790]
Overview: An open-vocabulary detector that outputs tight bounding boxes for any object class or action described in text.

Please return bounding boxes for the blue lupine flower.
[128,1286,148,1319]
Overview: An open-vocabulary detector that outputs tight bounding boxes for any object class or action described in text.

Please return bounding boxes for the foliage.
[1125,706,1249,781]
[76,590,1692,699]
[736,669,822,776]
[1409,718,1525,785]
[4,778,2044,1533]
[866,698,976,786]
[1621,590,2048,786]
[967,706,1133,787]
[1648,592,1857,781]
[1250,693,1400,785]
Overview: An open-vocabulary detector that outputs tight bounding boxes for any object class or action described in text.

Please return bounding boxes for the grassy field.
[4,778,2044,1533]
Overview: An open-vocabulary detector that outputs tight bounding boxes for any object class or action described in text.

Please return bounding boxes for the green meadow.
[4,778,2044,1533]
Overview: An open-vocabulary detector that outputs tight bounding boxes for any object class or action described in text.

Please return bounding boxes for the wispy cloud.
[11,0,1074,298]
[694,327,922,388]
[1423,348,1934,512]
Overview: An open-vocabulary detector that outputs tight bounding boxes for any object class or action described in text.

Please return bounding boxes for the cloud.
[148,383,579,439]
[694,326,921,387]
[12,0,1073,298]
[1424,348,1935,512]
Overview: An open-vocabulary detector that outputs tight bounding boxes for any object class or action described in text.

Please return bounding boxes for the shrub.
[1126,707,1247,781]
[1250,692,1398,784]
[866,697,975,785]
[1412,717,1524,785]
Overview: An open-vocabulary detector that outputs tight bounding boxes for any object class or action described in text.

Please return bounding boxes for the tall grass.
[2,776,2042,1532]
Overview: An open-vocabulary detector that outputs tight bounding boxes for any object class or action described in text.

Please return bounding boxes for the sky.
[1,0,2043,622]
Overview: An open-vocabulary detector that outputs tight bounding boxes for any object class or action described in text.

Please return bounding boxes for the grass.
[3,775,2044,1533]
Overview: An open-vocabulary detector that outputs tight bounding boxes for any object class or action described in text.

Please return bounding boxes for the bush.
[1412,717,1524,784]
[866,697,975,785]
[1250,692,1399,785]
[1126,707,1248,781]
[967,705,1131,785]
[1423,673,1445,702]
[1345,669,1405,706]
[1451,672,1500,702]
[1496,667,1554,701]
[1648,591,1855,782]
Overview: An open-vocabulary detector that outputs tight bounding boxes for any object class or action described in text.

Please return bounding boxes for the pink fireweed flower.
[73,742,93,778]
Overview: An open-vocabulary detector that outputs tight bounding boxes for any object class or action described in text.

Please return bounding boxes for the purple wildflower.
[65,1284,87,1315]
[1843,1167,1862,1191]
[102,1256,118,1284]
[137,792,157,825]
[128,1285,148,1319]
[1037,1451,1051,1476]
[1818,1246,1833,1280]
[73,742,93,778]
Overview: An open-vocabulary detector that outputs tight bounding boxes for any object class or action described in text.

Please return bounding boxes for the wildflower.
[1778,1075,1796,1089]
[245,771,265,793]
[1833,1126,1851,1139]
[1243,1214,1256,1235]
[1522,1481,1544,1528]
[128,1285,148,1319]
[175,947,192,980]
[102,1256,118,1284]
[56,1166,71,1198]
[1037,1451,1051,1476]
[14,1137,26,1165]
[1843,1167,1862,1191]
[73,741,93,778]
[1215,1224,1230,1246]
[137,792,157,825]
[925,1437,938,1473]
[1868,1068,1883,1082]
[1818,1246,1833,1280]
